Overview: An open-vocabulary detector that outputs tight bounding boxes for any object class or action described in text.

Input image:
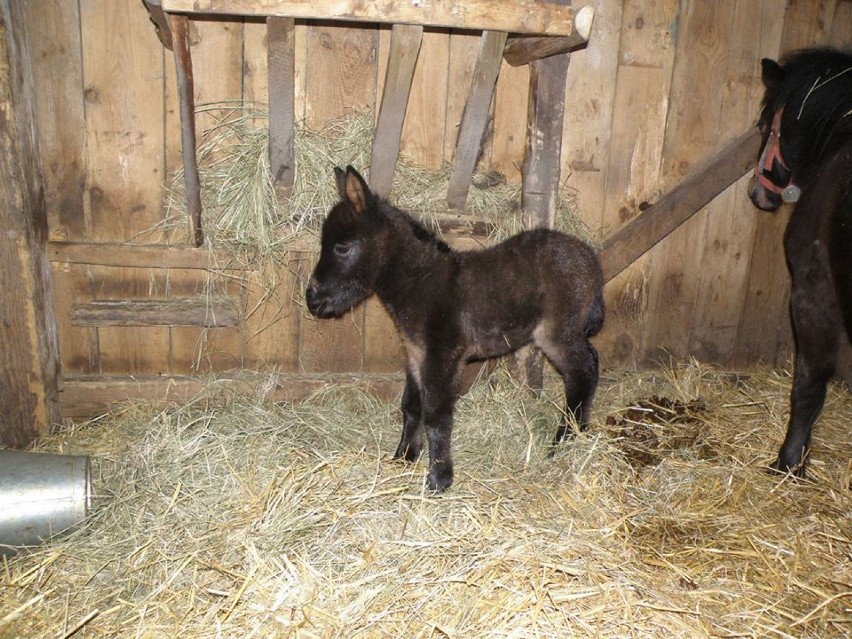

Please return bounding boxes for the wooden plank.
[593,0,678,366]
[686,0,784,363]
[503,5,594,66]
[490,60,528,182]
[304,22,377,127]
[59,373,405,418]
[559,0,622,238]
[243,263,301,370]
[48,241,238,269]
[21,1,98,379]
[267,16,296,197]
[161,0,577,36]
[443,30,480,164]
[167,16,246,370]
[829,1,852,47]
[80,1,172,375]
[599,127,761,282]
[80,0,166,242]
[446,31,507,210]
[369,24,423,197]
[638,0,736,363]
[301,22,378,372]
[170,13,204,247]
[22,1,86,242]
[0,0,61,447]
[400,29,449,169]
[72,297,240,327]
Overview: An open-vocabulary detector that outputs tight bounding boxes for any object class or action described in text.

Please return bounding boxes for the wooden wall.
[18,1,852,416]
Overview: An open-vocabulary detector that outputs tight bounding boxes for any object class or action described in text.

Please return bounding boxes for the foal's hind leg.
[774,288,842,475]
[537,332,600,448]
[394,371,424,462]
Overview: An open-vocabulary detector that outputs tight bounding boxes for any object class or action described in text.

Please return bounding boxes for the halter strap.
[754,107,801,203]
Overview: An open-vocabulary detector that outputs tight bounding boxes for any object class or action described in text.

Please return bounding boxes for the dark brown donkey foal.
[306,166,605,492]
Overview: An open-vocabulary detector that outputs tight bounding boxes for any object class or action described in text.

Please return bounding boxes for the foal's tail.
[585,286,605,338]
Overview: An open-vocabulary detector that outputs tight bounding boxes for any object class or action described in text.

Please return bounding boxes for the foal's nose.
[305,278,318,303]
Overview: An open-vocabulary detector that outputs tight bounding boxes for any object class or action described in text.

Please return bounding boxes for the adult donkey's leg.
[394,371,424,462]
[773,285,842,475]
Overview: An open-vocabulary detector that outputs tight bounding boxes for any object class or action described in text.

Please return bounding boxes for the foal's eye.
[333,243,352,257]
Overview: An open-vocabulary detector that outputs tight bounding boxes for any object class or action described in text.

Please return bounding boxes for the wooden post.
[514,0,572,390]
[446,30,507,210]
[0,0,61,447]
[370,24,423,197]
[169,13,204,247]
[267,16,296,200]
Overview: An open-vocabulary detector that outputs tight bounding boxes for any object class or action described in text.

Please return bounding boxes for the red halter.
[754,107,801,203]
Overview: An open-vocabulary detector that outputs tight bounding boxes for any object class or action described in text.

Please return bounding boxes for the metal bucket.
[0,450,92,555]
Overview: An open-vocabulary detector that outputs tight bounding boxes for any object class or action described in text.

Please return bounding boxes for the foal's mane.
[769,48,852,168]
[380,199,451,254]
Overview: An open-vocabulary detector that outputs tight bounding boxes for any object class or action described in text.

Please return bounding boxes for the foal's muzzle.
[305,279,331,318]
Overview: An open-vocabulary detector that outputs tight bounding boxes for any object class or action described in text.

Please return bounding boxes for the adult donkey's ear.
[341,165,371,215]
[760,58,784,91]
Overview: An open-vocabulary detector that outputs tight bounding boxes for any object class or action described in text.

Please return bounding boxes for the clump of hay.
[160,104,589,268]
[2,360,849,637]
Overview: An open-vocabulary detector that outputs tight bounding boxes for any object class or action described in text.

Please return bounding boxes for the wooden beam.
[599,126,762,283]
[170,13,204,247]
[267,16,295,198]
[161,0,577,36]
[58,373,405,418]
[47,241,240,269]
[503,5,595,66]
[0,0,61,447]
[446,31,507,210]
[369,24,423,197]
[142,0,173,49]
[72,297,240,327]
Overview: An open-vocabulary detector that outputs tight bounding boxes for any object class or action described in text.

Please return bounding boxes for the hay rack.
[142,0,596,247]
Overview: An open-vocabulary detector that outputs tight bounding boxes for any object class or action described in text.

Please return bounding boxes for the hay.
[159,104,590,268]
[2,359,850,638]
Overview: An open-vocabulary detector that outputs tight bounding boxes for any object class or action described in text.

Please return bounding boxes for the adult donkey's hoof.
[768,456,807,478]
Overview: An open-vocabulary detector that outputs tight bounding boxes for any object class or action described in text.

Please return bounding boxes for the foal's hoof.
[426,467,453,493]
[393,444,421,463]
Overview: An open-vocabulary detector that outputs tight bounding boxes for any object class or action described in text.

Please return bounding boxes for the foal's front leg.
[394,371,424,462]
[421,356,463,493]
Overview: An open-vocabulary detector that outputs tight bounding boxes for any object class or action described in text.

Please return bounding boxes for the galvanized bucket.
[0,450,92,555]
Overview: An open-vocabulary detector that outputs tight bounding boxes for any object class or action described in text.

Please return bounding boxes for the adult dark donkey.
[748,47,852,476]
[306,166,604,492]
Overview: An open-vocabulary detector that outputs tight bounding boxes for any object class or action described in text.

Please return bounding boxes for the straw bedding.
[157,105,589,264]
[2,360,849,638]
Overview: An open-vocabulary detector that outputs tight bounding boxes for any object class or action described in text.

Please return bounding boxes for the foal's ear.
[336,165,372,215]
[760,58,784,91]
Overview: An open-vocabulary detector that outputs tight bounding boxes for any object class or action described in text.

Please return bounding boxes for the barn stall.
[1,0,850,637]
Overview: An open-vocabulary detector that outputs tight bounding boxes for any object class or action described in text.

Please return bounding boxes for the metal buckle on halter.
[781,184,801,203]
